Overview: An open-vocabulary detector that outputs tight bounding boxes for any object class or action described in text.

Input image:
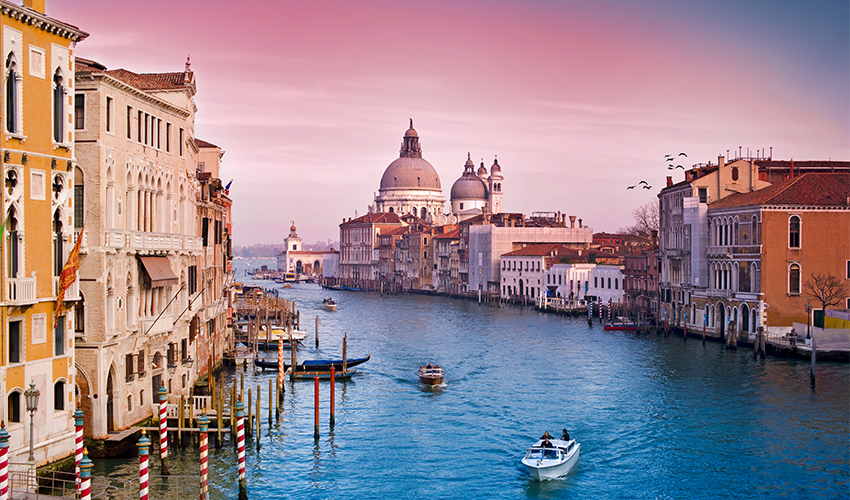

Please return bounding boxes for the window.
[731,167,739,181]
[127,106,132,139]
[8,392,20,423]
[188,265,197,295]
[138,350,145,376]
[789,216,801,248]
[127,394,132,411]
[179,128,184,156]
[105,96,113,132]
[202,217,209,246]
[54,381,65,411]
[181,338,188,360]
[53,70,64,143]
[74,172,84,229]
[74,94,84,129]
[156,118,161,148]
[140,390,144,406]
[459,203,464,210]
[143,112,149,144]
[6,207,19,278]
[789,264,801,295]
[54,316,65,356]
[698,187,707,204]
[594,277,598,287]
[615,278,618,290]
[165,123,171,152]
[137,111,142,142]
[608,278,611,289]
[8,319,21,363]
[6,54,19,134]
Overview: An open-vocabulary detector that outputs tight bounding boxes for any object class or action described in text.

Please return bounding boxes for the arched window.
[388,207,394,213]
[420,207,427,219]
[731,167,739,181]
[6,206,19,278]
[7,391,21,423]
[789,264,801,294]
[6,53,18,134]
[789,216,801,248]
[53,69,64,143]
[53,210,64,276]
[54,381,65,411]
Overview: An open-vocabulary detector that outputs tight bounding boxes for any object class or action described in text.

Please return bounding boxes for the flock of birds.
[627,153,688,190]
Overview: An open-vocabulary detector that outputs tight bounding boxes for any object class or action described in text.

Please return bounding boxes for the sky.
[52,0,849,246]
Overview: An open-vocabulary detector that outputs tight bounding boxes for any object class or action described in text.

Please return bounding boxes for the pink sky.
[52,0,849,245]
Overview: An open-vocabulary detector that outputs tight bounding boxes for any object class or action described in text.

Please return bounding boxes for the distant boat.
[290,368,357,380]
[322,298,337,311]
[253,354,371,372]
[418,364,444,385]
[603,317,645,331]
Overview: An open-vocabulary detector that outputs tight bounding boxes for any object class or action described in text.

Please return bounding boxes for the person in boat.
[426,362,432,368]
[540,431,553,440]
[562,428,570,441]
[541,437,554,448]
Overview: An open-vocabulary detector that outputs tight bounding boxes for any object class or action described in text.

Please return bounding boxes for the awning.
[138,256,179,287]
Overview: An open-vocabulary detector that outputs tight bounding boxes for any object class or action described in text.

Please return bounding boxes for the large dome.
[379,121,441,191]
[380,157,442,191]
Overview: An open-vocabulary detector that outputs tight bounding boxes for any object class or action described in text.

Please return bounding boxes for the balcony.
[5,277,36,305]
[706,289,732,299]
[140,314,175,336]
[105,230,204,254]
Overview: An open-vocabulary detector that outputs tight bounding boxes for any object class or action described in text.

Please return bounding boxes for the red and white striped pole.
[0,422,9,500]
[199,414,209,500]
[330,366,336,428]
[235,399,247,500]
[313,375,320,440]
[157,385,170,475]
[137,430,151,500]
[74,408,84,495]
[277,332,284,408]
[79,448,93,500]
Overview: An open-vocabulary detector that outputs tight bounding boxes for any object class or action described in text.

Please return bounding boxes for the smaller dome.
[477,160,488,177]
[451,155,488,201]
[490,157,501,174]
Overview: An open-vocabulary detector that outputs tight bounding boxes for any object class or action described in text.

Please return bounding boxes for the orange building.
[687,173,849,338]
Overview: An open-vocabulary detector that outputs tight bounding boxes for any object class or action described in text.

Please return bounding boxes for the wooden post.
[216,383,223,448]
[811,337,817,384]
[330,366,335,428]
[231,381,237,446]
[342,333,348,375]
[178,395,184,448]
[313,375,320,440]
[247,388,253,438]
[240,373,245,403]
[315,316,320,348]
[210,369,216,410]
[268,379,273,427]
[256,385,262,451]
[275,374,280,421]
[289,328,297,381]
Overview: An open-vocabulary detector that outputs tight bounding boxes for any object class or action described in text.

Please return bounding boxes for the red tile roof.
[104,68,193,91]
[503,243,582,258]
[341,212,403,225]
[195,138,219,149]
[434,228,461,239]
[709,173,850,210]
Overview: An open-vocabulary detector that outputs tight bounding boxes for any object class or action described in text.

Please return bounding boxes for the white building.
[588,265,626,305]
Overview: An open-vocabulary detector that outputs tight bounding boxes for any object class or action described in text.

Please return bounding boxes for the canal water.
[92,259,849,499]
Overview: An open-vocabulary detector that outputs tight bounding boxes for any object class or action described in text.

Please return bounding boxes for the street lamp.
[24,381,40,462]
[805,297,813,342]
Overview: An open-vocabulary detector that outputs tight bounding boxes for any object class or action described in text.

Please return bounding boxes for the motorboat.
[522,438,580,480]
[603,317,644,331]
[418,364,444,385]
[254,354,371,372]
[259,326,307,342]
[322,298,338,311]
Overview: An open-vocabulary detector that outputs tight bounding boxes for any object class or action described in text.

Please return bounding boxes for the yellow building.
[0,0,87,465]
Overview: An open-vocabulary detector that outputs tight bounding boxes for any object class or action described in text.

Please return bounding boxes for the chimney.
[666,176,673,187]
[22,0,45,13]
[718,155,725,169]
[569,216,576,228]
[685,171,692,182]
[578,218,583,228]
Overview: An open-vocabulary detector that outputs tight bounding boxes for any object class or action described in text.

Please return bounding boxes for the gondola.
[253,354,371,372]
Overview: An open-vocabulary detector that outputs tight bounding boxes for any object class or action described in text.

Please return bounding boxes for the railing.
[140,313,175,336]
[706,289,732,299]
[105,230,204,254]
[5,276,36,304]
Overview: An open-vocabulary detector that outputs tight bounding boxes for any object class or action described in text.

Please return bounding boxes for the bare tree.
[804,272,847,313]
[618,200,659,244]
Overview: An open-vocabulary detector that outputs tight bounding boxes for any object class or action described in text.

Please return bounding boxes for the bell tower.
[488,157,503,214]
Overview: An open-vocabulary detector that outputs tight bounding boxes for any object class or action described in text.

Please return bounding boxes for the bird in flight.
[642,184,652,189]
[678,152,687,157]
[627,185,636,190]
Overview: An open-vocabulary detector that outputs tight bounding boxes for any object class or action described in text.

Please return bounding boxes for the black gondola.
[253,354,371,372]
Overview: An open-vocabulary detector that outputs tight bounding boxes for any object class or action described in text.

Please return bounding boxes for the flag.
[55,225,85,326]
[224,179,233,196]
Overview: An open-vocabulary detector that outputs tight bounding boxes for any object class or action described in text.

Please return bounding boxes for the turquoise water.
[92,260,850,499]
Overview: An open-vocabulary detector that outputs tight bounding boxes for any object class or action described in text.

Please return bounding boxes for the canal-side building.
[500,244,586,300]
[658,156,850,333]
[74,57,202,438]
[0,0,88,464]
[623,247,659,317]
[338,212,404,285]
[449,154,503,222]
[467,213,593,295]
[686,172,850,339]
[194,138,233,382]
[434,227,460,294]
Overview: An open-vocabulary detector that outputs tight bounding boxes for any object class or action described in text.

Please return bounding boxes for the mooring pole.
[236,399,248,500]
[79,449,92,500]
[158,386,170,475]
[330,366,336,428]
[74,408,84,496]
[138,430,151,500]
[315,316,320,348]
[314,375,320,440]
[199,414,209,500]
[0,422,9,500]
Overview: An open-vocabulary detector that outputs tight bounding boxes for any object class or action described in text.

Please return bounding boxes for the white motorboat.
[259,326,307,342]
[322,298,338,311]
[522,438,580,480]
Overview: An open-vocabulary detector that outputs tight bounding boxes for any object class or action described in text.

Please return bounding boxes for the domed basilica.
[369,120,503,223]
